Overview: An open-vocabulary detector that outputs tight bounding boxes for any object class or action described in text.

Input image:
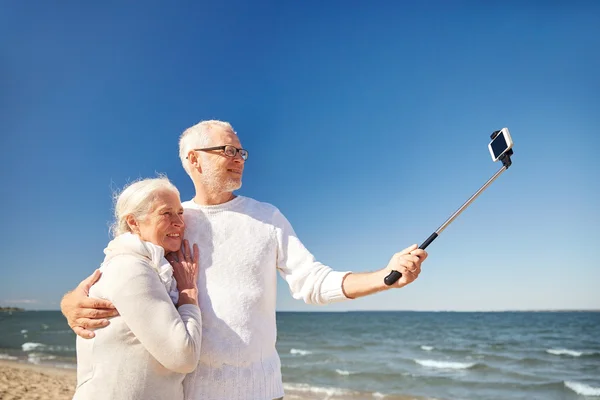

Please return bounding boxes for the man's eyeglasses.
[190,145,249,161]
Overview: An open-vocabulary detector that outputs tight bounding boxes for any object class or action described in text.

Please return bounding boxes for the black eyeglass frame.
[188,145,249,161]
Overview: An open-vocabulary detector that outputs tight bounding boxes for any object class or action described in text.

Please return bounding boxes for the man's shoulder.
[181,196,281,214]
[240,196,279,212]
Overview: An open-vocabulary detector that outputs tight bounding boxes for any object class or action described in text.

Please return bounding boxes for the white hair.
[178,120,236,176]
[110,176,180,238]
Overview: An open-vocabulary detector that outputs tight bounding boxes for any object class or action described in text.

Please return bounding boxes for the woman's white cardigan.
[73,233,202,400]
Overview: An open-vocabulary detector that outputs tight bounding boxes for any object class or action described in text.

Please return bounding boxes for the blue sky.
[1,1,598,311]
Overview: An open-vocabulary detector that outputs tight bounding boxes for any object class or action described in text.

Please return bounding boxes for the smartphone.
[488,128,513,162]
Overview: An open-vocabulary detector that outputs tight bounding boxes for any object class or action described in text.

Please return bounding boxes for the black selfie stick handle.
[383,233,438,286]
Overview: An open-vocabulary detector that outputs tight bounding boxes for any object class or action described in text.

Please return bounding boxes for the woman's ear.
[126,214,140,234]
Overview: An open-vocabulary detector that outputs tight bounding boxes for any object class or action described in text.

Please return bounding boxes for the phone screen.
[490,133,508,159]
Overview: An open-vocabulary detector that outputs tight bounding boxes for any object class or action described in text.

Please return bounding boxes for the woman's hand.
[166,239,199,307]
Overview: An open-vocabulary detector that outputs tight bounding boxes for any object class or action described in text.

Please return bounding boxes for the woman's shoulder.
[102,233,164,265]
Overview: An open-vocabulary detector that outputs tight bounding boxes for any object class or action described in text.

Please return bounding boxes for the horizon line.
[4,308,599,313]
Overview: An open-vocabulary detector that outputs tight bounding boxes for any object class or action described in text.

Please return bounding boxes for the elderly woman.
[73,177,202,400]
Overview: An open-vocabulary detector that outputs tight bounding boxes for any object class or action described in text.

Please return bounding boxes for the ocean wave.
[290,348,312,356]
[21,342,75,353]
[549,348,600,357]
[564,381,600,396]
[421,345,434,351]
[27,353,57,364]
[20,329,28,334]
[283,382,354,397]
[335,369,359,376]
[415,359,477,370]
[22,342,45,352]
[547,348,582,357]
[546,348,598,357]
[0,354,18,360]
[283,383,419,399]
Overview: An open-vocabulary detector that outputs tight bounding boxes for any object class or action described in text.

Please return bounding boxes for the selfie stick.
[384,131,514,286]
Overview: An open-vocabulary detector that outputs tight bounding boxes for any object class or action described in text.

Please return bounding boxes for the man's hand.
[60,269,119,339]
[384,244,428,288]
[341,244,428,299]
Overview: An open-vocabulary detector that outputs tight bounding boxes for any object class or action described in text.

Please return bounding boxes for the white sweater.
[73,233,202,400]
[181,196,349,400]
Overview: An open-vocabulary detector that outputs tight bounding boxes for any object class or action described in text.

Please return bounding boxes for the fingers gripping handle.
[383,270,403,286]
[383,233,438,286]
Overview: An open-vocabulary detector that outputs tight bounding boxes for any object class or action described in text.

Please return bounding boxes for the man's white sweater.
[182,196,349,400]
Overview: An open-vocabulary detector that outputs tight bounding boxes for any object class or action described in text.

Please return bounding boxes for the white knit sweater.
[181,196,349,400]
[74,233,202,400]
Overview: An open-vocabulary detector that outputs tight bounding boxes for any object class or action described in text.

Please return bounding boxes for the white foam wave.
[335,369,358,376]
[547,348,582,357]
[421,345,434,351]
[21,343,74,352]
[47,345,75,352]
[564,381,600,396]
[27,353,56,364]
[0,354,18,360]
[290,348,312,356]
[22,342,45,352]
[20,329,28,334]
[283,383,352,396]
[373,392,386,398]
[415,359,476,369]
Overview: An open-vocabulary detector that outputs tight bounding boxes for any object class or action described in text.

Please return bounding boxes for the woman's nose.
[173,214,185,227]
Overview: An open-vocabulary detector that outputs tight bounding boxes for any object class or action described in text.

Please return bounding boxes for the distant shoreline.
[0,307,25,312]
[5,308,599,313]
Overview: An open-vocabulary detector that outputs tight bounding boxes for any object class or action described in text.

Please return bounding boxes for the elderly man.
[61,120,427,400]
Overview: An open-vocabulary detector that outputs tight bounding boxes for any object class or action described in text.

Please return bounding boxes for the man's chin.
[226,180,242,191]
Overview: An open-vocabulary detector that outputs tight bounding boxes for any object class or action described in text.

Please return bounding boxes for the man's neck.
[193,191,236,206]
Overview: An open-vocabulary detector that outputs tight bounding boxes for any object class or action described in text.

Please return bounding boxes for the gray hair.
[110,176,180,238]
[178,120,236,176]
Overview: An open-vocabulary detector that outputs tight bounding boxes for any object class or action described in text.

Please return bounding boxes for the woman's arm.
[102,255,202,374]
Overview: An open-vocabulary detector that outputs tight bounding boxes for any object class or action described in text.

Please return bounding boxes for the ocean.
[1,311,599,399]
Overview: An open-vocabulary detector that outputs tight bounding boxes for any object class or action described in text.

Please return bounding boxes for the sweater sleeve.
[273,209,350,305]
[101,255,202,374]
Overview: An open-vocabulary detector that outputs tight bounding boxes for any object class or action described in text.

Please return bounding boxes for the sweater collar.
[183,195,245,213]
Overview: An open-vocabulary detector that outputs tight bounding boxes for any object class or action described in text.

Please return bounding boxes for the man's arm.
[60,269,119,339]
[274,208,428,304]
[341,244,427,299]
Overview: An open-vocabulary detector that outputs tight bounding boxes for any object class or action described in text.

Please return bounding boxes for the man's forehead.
[207,127,241,145]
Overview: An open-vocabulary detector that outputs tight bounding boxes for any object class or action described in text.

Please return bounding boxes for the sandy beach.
[0,360,325,400]
[0,360,419,400]
[0,360,76,400]
[0,360,336,400]
[0,361,325,400]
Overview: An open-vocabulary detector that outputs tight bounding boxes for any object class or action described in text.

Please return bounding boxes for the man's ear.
[187,150,202,173]
[126,215,140,234]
